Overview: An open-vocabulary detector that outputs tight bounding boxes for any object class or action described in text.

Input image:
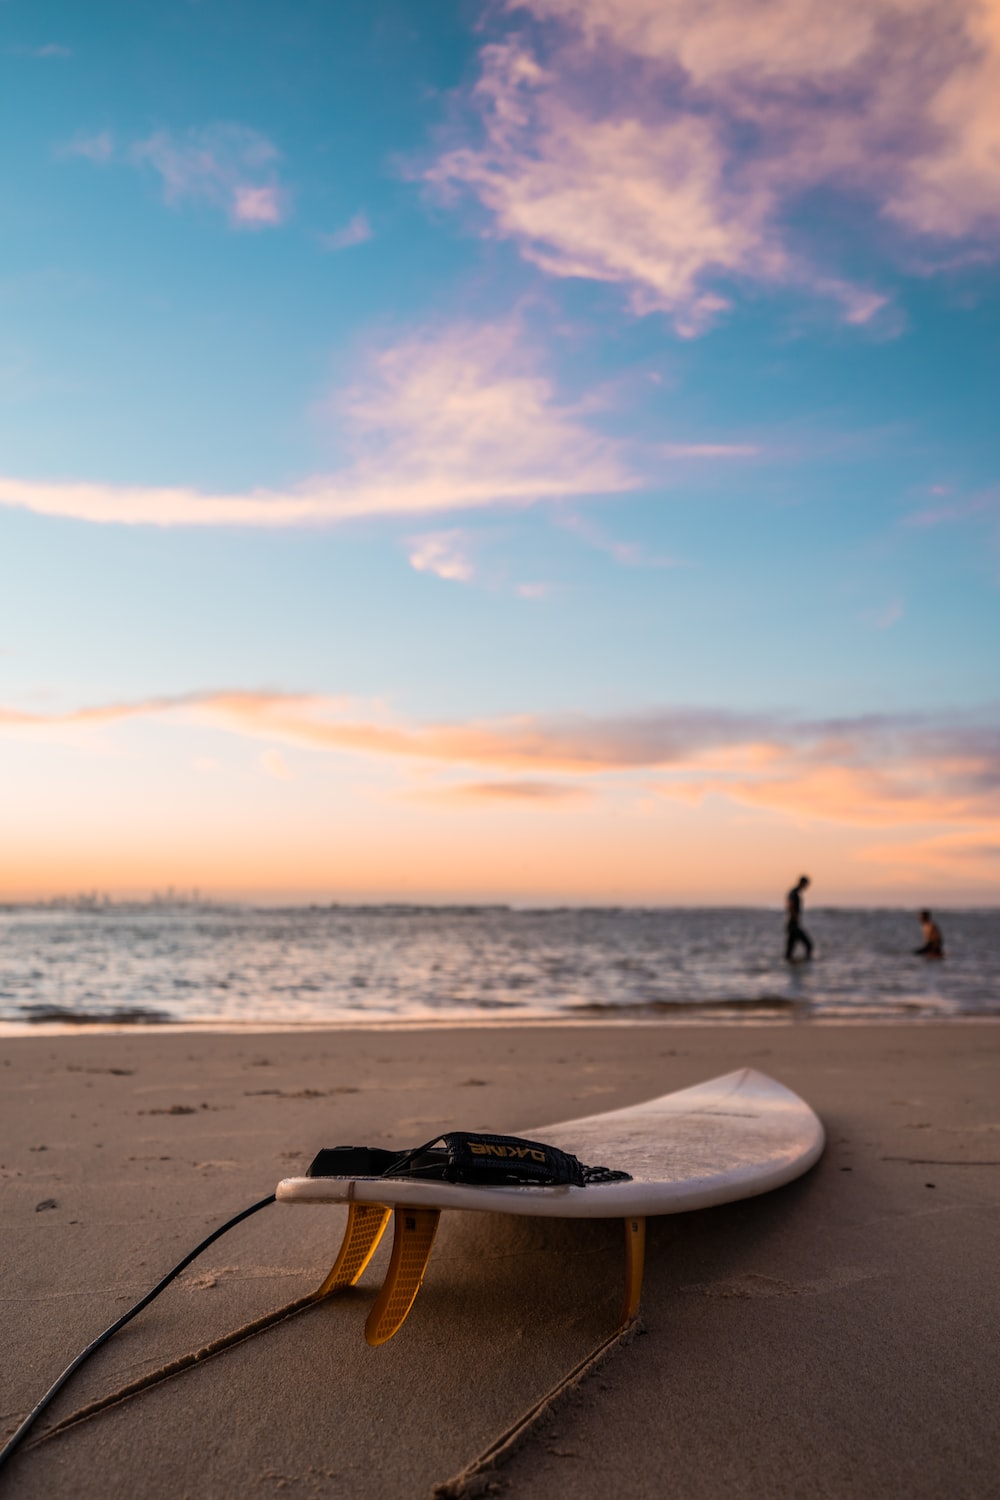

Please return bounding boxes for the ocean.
[0,904,996,1028]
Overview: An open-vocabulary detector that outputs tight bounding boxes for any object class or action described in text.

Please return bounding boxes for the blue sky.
[1,0,998,903]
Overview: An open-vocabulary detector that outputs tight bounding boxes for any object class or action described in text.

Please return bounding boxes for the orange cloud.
[409,779,592,805]
[854,831,1000,897]
[3,689,998,838]
[0,321,634,527]
[2,690,998,902]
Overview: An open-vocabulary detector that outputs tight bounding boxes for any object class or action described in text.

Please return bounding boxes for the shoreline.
[3,1022,998,1498]
[3,1012,999,1038]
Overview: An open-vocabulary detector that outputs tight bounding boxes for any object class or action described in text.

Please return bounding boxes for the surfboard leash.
[0,1192,277,1475]
[1,1133,633,1477]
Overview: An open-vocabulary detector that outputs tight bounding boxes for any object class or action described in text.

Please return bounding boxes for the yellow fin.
[364,1207,441,1346]
[620,1216,646,1326]
[314,1203,391,1298]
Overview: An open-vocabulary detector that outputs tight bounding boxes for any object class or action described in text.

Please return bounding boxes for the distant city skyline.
[1,0,998,904]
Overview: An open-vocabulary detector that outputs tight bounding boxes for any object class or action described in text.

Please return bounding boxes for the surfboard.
[277,1068,824,1345]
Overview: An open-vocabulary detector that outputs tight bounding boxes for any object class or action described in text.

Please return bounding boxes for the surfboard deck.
[276,1069,824,1344]
[278,1067,823,1217]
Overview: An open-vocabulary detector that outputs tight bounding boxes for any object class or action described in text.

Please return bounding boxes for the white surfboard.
[277,1068,823,1217]
[276,1070,824,1345]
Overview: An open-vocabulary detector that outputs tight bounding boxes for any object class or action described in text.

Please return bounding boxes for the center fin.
[364,1207,441,1346]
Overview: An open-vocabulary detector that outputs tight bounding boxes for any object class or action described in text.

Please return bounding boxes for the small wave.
[569,995,803,1017]
[18,1003,174,1026]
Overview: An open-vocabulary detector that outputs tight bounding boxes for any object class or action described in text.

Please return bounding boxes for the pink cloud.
[907,491,1000,528]
[232,184,284,226]
[131,125,288,229]
[0,320,635,527]
[557,510,684,568]
[426,0,1000,329]
[407,530,477,582]
[862,599,905,631]
[8,42,71,59]
[63,130,114,165]
[320,212,373,250]
[877,601,904,630]
[657,443,759,459]
[428,45,785,332]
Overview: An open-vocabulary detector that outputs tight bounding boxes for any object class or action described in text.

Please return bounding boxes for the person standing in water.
[785,875,813,962]
[914,909,944,959]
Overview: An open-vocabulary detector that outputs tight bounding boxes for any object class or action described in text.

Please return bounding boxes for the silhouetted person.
[785,875,813,961]
[914,909,944,959]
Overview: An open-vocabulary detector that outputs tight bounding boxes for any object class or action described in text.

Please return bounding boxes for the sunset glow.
[2,0,998,905]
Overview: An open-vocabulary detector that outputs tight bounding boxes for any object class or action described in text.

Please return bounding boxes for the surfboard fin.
[620,1216,646,1327]
[313,1203,392,1298]
[364,1207,441,1346]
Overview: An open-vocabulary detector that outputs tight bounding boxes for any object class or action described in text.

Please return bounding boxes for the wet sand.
[1,1023,998,1498]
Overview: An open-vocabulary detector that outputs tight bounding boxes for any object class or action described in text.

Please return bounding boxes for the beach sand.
[1,1023,997,1498]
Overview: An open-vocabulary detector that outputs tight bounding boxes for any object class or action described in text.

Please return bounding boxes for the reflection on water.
[0,905,996,1026]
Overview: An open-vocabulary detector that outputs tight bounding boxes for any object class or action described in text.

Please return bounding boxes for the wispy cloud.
[230,184,284,226]
[862,599,904,631]
[4,689,999,837]
[411,779,591,805]
[906,490,1000,529]
[260,749,294,781]
[428,44,783,335]
[62,130,114,165]
[657,443,759,460]
[426,0,1000,331]
[557,509,684,568]
[130,125,288,228]
[320,211,373,251]
[0,320,634,527]
[7,42,71,59]
[860,831,1000,883]
[407,529,477,582]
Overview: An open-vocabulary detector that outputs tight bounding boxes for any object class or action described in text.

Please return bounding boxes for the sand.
[1,1022,998,1499]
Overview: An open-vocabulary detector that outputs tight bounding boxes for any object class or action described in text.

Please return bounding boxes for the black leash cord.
[0,1192,276,1474]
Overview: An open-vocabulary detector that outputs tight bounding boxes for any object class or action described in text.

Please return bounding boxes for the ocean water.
[0,905,996,1028]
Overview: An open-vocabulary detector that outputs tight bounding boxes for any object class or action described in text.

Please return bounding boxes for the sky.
[1,0,999,905]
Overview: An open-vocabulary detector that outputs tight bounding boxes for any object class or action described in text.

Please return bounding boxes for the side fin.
[314,1203,392,1298]
[364,1207,441,1346]
[620,1216,646,1327]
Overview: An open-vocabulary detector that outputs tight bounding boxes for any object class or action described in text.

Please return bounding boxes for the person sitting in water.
[914,909,944,959]
[785,875,814,962]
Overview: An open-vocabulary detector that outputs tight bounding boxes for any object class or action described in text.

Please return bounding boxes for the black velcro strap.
[387,1132,587,1187]
[307,1146,400,1178]
[305,1134,631,1188]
